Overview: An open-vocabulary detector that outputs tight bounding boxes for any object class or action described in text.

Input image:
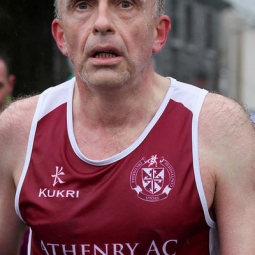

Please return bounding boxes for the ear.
[152,15,171,54]
[52,19,69,56]
[8,74,16,94]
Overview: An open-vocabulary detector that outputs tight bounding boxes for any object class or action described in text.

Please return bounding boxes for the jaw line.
[77,71,89,85]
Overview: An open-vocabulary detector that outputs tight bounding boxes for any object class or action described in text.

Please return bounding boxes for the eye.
[119,1,132,9]
[76,1,89,10]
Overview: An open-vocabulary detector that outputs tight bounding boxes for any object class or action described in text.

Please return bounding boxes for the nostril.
[94,28,114,35]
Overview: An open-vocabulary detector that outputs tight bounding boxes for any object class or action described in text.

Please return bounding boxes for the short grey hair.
[154,0,165,18]
[53,0,165,19]
[54,0,60,19]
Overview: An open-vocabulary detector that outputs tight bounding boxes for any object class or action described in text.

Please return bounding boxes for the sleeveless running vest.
[15,77,219,255]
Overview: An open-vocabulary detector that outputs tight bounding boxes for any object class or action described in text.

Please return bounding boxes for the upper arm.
[0,157,26,255]
[199,93,255,255]
[0,97,38,254]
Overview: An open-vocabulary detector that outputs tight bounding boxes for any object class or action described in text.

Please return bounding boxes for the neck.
[72,72,170,130]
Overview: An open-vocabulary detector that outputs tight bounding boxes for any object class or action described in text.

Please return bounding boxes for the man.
[0,1,255,254]
[0,51,15,110]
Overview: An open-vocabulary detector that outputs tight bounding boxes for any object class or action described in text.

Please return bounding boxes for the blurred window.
[170,0,179,37]
[206,12,214,49]
[185,4,194,43]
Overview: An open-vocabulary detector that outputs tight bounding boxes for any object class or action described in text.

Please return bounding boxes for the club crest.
[130,155,175,202]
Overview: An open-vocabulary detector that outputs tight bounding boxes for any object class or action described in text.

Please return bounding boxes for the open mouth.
[94,51,118,58]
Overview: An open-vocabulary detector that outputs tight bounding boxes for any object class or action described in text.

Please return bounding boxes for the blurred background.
[0,0,255,114]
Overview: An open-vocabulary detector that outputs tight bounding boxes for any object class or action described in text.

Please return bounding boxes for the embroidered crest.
[130,155,175,202]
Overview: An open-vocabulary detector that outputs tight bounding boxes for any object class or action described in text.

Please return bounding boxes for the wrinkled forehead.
[0,60,8,80]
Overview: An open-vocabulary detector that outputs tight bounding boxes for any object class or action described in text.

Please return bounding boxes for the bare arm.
[199,93,255,255]
[0,157,26,255]
[0,97,38,254]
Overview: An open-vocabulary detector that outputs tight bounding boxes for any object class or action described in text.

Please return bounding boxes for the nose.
[93,3,115,35]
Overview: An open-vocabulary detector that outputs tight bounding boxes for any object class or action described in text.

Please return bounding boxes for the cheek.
[64,22,90,53]
[64,32,86,65]
[65,31,80,52]
[130,28,154,62]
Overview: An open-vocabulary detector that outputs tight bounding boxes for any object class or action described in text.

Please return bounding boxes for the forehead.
[0,60,8,79]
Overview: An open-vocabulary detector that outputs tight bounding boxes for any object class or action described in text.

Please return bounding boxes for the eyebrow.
[65,0,86,11]
[66,0,77,10]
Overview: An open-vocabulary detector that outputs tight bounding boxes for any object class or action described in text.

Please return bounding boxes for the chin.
[80,70,131,91]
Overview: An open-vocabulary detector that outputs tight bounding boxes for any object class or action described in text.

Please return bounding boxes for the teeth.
[95,52,117,58]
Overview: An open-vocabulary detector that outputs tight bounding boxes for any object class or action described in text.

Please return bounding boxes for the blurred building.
[218,0,255,113]
[153,0,229,91]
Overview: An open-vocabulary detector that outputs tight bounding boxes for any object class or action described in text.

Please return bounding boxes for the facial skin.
[52,0,170,92]
[0,60,10,108]
[0,59,15,109]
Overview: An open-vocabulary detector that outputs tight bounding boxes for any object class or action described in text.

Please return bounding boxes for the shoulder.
[0,97,39,252]
[0,96,39,176]
[199,92,255,177]
[0,95,39,137]
[200,92,253,140]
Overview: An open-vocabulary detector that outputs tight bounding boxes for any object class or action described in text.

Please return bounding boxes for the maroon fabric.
[19,228,29,255]
[18,99,211,255]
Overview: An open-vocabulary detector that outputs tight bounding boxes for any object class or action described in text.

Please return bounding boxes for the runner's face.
[0,60,9,107]
[53,0,160,90]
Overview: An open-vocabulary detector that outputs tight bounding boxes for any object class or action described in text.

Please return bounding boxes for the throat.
[74,126,141,160]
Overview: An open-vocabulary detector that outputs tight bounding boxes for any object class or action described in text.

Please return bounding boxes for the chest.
[19,140,207,254]
[16,99,212,254]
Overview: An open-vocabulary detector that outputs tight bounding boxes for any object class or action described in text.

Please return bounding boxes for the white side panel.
[169,79,217,229]
[37,78,75,120]
[14,93,45,222]
[191,89,217,228]
[14,78,75,222]
[27,228,32,255]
